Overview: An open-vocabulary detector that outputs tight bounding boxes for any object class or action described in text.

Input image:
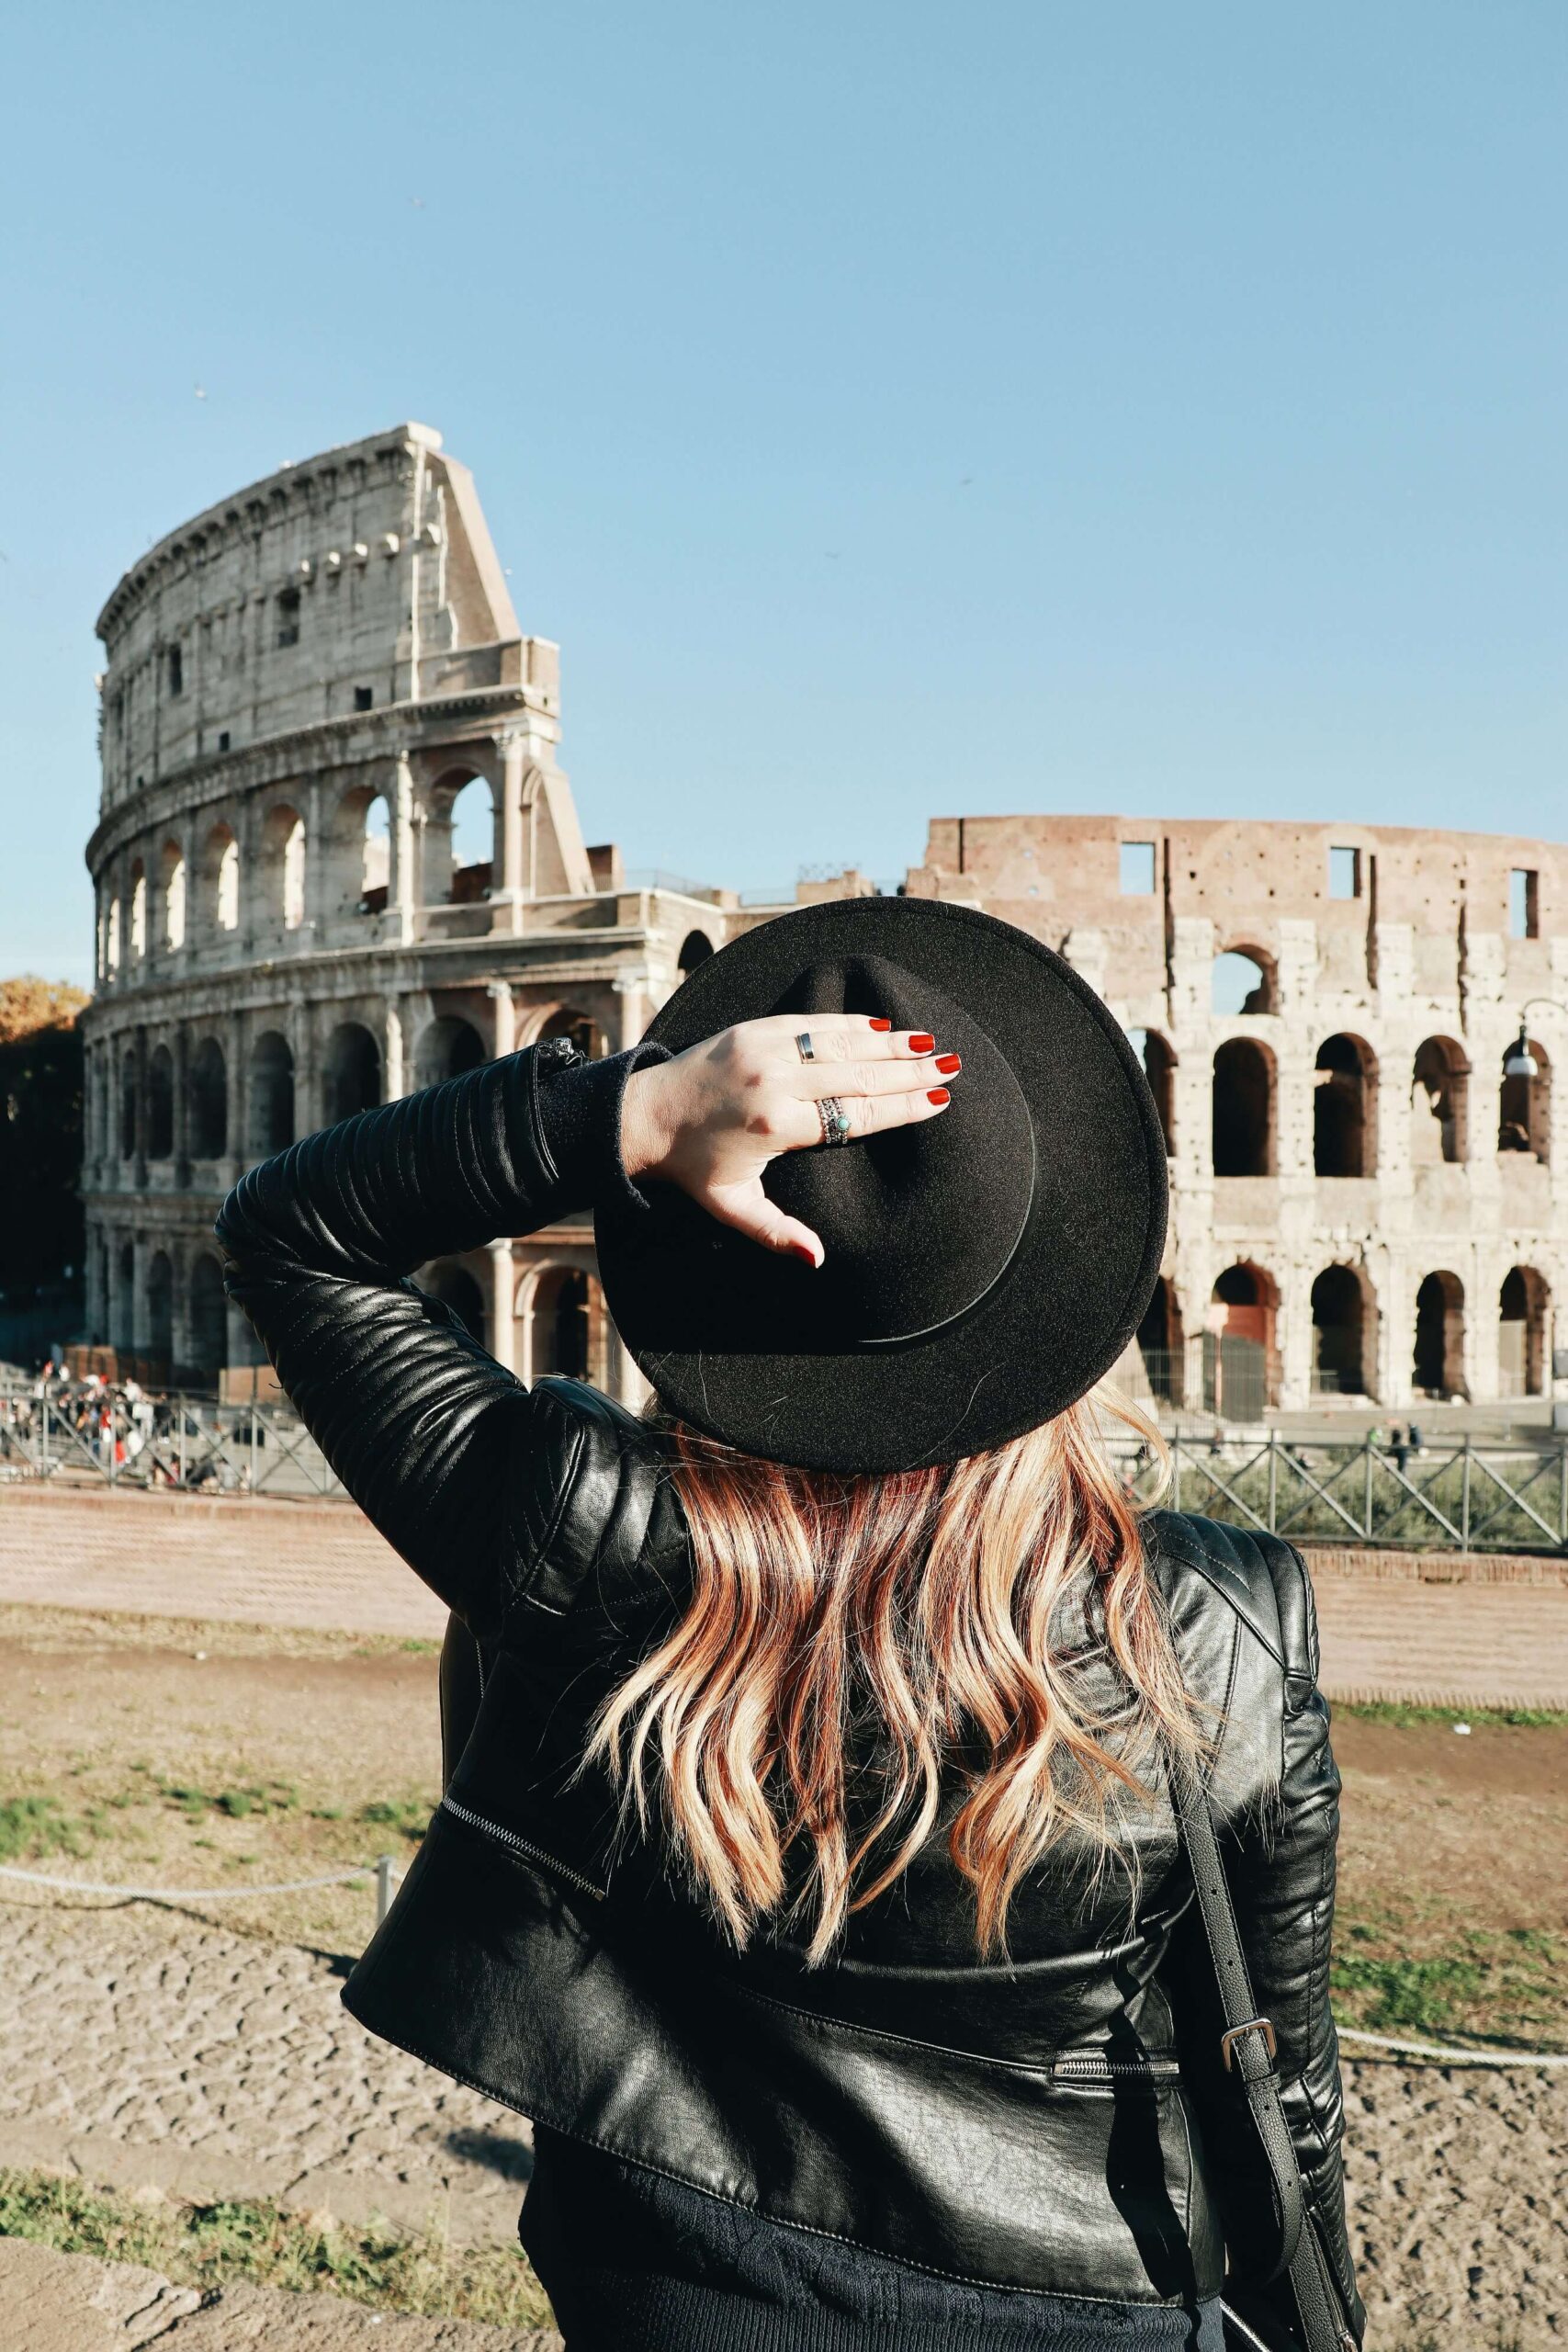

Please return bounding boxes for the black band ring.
[795,1033,816,1063]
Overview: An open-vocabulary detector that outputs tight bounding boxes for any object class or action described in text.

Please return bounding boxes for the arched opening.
[322,1022,381,1125]
[262,803,307,931]
[678,929,716,974]
[1412,1037,1468,1166]
[1499,1040,1551,1162]
[532,1267,592,1381]
[1129,1030,1177,1156]
[200,824,240,934]
[106,897,122,974]
[446,777,495,903]
[119,1052,138,1159]
[186,1253,228,1381]
[248,1032,295,1158]
[425,1262,488,1354]
[1204,1263,1278,1418]
[362,794,389,910]
[189,1038,228,1159]
[161,842,186,952]
[1314,1035,1375,1178]
[130,861,147,960]
[1136,1276,1185,1403]
[1499,1266,1550,1398]
[1413,1271,1467,1400]
[1311,1264,1372,1397]
[415,1016,487,1089]
[1212,947,1276,1017]
[1212,1040,1273,1176]
[146,1045,175,1161]
[538,1006,605,1059]
[147,1252,174,1370]
[114,1241,135,1354]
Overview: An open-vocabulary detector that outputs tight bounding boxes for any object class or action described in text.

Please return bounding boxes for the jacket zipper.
[1051,2052,1181,2085]
[526,1035,582,1188]
[439,1793,606,1901]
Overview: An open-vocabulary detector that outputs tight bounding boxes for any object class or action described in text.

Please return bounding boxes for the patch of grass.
[157,1778,299,1821]
[0,2166,555,2328]
[359,1798,431,1845]
[1333,1905,1568,2047]
[1337,1700,1568,1728]
[0,1795,101,1863]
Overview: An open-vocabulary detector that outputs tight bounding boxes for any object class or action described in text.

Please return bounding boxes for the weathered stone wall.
[911,815,1568,1410]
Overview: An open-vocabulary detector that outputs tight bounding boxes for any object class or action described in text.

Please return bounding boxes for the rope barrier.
[0,1856,403,1923]
[1336,2024,1568,2068]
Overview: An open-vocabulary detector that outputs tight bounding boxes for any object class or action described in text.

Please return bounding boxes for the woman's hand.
[620,1016,959,1265]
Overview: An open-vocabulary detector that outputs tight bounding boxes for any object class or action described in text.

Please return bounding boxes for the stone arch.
[260,801,307,932]
[1499,1265,1551,1398]
[1499,1038,1551,1162]
[321,1021,381,1125]
[199,822,240,934]
[1413,1271,1467,1400]
[1136,1275,1185,1403]
[248,1031,295,1158]
[1412,1036,1468,1166]
[1314,1035,1377,1178]
[118,1049,138,1159]
[678,929,716,974]
[322,783,389,917]
[536,1003,607,1059]
[146,1044,175,1161]
[1212,945,1276,1017]
[425,1261,489,1354]
[414,1015,487,1089]
[189,1037,228,1159]
[130,859,147,959]
[147,1250,174,1369]
[106,895,122,974]
[1212,1038,1274,1175]
[515,1262,602,1385]
[160,841,186,953]
[186,1252,228,1382]
[1310,1262,1376,1398]
[422,768,496,905]
[1129,1029,1177,1156]
[1205,1262,1280,1416]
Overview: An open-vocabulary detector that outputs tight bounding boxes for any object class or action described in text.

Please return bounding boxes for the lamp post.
[1504,998,1568,1080]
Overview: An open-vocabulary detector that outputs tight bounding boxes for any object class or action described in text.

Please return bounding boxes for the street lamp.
[1504,998,1568,1080]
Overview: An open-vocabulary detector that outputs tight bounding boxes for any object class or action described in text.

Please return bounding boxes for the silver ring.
[795,1032,816,1063]
[817,1095,852,1147]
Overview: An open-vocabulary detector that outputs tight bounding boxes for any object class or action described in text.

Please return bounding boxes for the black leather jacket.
[217,1040,1360,2337]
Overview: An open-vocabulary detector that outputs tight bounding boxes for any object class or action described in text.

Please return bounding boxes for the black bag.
[1166,1757,1359,2352]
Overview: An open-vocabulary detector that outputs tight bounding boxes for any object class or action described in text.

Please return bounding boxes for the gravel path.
[1,1906,1563,2345]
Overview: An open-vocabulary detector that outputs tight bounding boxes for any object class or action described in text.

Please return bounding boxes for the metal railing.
[0,1388,343,1500]
[1110,1430,1568,1554]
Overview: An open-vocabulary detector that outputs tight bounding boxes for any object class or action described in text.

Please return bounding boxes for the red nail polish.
[789,1242,819,1267]
[928,1088,950,1106]
[869,1017,892,1031]
[910,1033,935,1054]
[935,1052,962,1075]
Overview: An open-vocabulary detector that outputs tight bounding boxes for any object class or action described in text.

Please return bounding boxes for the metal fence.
[1110,1429,1568,1553]
[0,1388,343,1500]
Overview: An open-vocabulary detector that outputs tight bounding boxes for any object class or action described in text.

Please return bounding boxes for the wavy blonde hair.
[589,1390,1201,1964]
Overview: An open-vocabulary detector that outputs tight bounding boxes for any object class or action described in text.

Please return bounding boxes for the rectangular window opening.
[217,730,231,752]
[167,646,183,697]
[276,588,301,650]
[1509,868,1540,940]
[1119,841,1156,896]
[1328,846,1360,900]
[354,685,374,712]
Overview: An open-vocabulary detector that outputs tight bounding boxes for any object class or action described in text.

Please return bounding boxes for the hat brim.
[595,897,1168,1473]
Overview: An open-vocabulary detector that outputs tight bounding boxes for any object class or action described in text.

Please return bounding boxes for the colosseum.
[83,424,1568,1420]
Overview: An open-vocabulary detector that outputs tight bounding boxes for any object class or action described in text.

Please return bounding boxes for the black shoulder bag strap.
[1167,1756,1359,2352]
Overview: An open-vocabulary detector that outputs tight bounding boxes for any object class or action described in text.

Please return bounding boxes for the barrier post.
[375,1854,398,1926]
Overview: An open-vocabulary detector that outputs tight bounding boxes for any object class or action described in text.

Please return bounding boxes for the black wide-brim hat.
[595,896,1168,1474]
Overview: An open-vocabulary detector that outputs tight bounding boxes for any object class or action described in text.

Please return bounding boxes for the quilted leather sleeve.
[216,1039,657,1634]
[1168,1537,1364,2340]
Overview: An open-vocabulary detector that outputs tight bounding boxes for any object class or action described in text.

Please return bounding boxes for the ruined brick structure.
[907,817,1568,1412]
[84,425,1566,1416]
[81,424,807,1397]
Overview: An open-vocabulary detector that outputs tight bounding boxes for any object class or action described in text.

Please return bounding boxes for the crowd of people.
[0,1359,235,1486]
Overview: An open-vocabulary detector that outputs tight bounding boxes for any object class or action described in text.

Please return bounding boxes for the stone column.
[225,1011,245,1178]
[132,1026,149,1188]
[131,1234,150,1358]
[494,736,528,936]
[614,972,650,1053]
[488,982,515,1060]
[174,1023,192,1189]
[384,997,407,1103]
[85,1216,105,1344]
[304,776,325,939]
[514,1265,536,1386]
[389,754,417,944]
[488,1241,516,1374]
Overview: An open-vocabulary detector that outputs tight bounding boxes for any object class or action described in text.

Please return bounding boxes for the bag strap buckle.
[1220,2015,1278,2071]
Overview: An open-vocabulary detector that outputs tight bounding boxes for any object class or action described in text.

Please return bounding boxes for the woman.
[219,898,1361,2352]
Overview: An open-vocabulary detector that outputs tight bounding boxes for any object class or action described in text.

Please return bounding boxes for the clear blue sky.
[3,2,1563,986]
